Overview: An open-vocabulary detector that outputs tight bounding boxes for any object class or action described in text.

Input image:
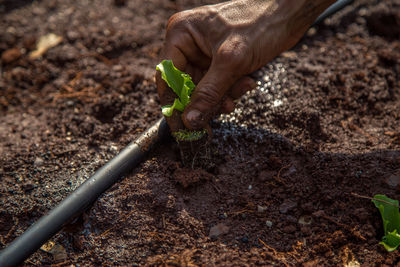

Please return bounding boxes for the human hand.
[157,0,335,132]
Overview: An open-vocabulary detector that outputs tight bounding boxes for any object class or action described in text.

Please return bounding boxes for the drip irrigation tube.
[0,0,354,265]
[0,118,168,267]
[314,0,354,25]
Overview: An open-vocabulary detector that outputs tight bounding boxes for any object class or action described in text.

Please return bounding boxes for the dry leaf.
[29,33,62,59]
[40,240,55,252]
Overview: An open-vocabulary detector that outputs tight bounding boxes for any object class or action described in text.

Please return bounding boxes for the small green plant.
[372,194,400,251]
[156,60,195,117]
[156,60,206,142]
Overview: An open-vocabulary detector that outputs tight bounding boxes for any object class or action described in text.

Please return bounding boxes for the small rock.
[279,200,297,214]
[22,183,34,192]
[283,225,296,234]
[112,65,123,72]
[241,236,249,243]
[66,100,75,106]
[1,48,21,64]
[281,51,297,59]
[265,220,273,227]
[307,27,317,37]
[257,205,268,213]
[298,215,313,226]
[34,157,44,167]
[209,223,229,239]
[386,173,400,187]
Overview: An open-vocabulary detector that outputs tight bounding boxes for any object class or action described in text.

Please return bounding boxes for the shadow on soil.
[145,122,400,253]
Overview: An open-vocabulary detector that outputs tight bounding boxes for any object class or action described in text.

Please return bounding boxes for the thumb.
[182,64,238,130]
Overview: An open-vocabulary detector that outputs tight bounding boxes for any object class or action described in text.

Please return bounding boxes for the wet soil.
[1,0,400,265]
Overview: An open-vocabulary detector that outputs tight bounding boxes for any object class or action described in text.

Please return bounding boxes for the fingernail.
[185,109,203,129]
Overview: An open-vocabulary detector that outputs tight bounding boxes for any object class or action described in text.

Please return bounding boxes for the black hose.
[314,0,354,26]
[0,0,355,265]
[0,118,168,267]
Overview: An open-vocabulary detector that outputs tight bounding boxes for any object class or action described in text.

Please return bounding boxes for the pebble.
[209,223,229,239]
[265,220,273,227]
[298,215,313,226]
[22,183,34,192]
[1,48,21,64]
[279,200,297,214]
[34,157,44,167]
[257,205,268,213]
[386,173,400,187]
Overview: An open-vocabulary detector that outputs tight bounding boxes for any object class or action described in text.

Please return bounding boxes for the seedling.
[372,194,400,251]
[156,60,206,142]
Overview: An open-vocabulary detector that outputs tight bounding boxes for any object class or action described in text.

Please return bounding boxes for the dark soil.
[1,0,400,265]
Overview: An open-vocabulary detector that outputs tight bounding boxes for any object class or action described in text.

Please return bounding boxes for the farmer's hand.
[157,0,335,131]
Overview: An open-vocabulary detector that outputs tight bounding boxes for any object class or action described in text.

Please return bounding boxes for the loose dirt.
[1,0,400,265]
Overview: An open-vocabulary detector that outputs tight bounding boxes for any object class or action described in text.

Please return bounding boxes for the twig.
[351,192,400,208]
[25,259,37,266]
[273,164,291,184]
[211,182,221,194]
[319,213,366,241]
[162,214,166,229]
[258,238,290,267]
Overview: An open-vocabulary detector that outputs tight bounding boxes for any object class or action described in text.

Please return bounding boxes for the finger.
[182,63,239,130]
[175,33,211,71]
[228,76,256,99]
[219,96,236,114]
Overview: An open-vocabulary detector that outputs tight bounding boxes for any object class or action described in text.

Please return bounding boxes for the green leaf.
[372,194,400,251]
[156,60,196,117]
[372,195,400,233]
[380,230,400,252]
[161,98,185,117]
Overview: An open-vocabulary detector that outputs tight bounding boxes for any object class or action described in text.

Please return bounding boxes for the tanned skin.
[156,0,336,133]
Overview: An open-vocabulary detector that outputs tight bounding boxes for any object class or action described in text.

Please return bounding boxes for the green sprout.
[372,194,400,251]
[156,60,206,142]
[156,60,195,117]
